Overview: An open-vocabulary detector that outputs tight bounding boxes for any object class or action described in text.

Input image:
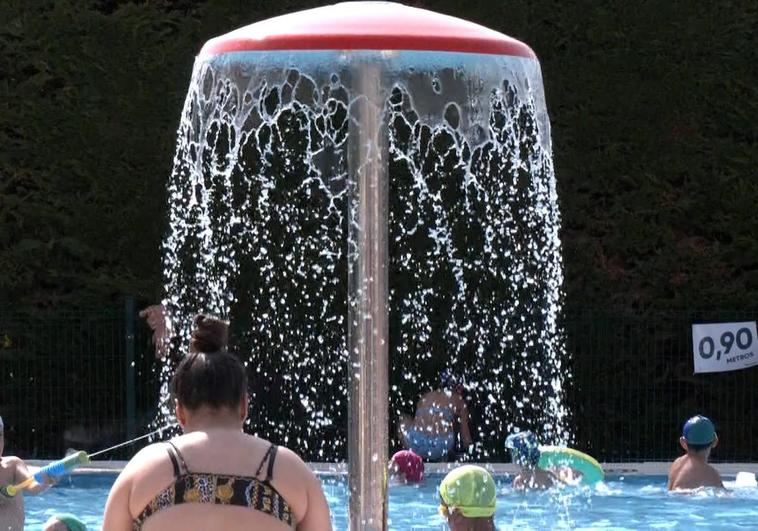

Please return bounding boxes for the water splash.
[158,50,571,459]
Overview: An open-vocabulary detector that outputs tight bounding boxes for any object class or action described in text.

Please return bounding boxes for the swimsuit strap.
[254,443,277,482]
[266,445,279,482]
[134,443,294,530]
[166,441,190,476]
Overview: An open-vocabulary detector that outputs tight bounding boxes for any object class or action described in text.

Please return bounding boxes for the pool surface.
[24,473,758,529]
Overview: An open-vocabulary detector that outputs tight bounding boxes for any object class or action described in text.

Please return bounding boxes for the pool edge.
[25,461,758,476]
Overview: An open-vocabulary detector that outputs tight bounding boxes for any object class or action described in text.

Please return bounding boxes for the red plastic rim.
[200,2,535,59]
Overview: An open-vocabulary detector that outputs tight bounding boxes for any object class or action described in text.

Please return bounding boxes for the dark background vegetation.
[1,0,757,460]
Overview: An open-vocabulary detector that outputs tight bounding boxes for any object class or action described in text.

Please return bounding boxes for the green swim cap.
[439,465,496,518]
[55,514,87,531]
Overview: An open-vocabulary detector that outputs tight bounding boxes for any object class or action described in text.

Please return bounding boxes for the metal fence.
[1,305,756,462]
[0,300,160,459]
[566,310,758,462]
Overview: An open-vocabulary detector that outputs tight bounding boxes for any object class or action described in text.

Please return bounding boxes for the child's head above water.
[681,415,718,453]
[389,449,424,483]
[505,431,540,468]
[439,465,496,522]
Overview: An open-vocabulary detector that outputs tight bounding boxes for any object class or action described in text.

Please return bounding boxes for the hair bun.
[190,314,229,353]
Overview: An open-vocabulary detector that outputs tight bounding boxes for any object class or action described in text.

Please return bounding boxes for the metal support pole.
[347,60,389,531]
[125,296,136,443]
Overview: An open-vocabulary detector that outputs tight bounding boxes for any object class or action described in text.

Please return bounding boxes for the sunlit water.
[158,47,570,460]
[24,474,758,529]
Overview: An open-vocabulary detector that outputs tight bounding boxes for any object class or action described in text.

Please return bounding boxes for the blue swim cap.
[505,431,540,467]
[682,415,716,445]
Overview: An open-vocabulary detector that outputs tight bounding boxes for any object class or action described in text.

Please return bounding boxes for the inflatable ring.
[538,446,604,485]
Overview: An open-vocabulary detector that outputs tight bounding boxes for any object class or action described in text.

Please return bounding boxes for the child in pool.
[389,449,424,484]
[0,416,56,531]
[506,431,560,490]
[44,514,88,531]
[667,415,724,491]
[398,371,473,461]
[438,465,496,531]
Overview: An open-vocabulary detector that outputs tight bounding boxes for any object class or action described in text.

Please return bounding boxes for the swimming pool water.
[24,473,758,529]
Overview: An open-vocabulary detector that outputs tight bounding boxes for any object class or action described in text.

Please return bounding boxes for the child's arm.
[707,464,725,489]
[12,458,55,495]
[666,458,681,491]
[552,467,579,485]
[455,396,473,447]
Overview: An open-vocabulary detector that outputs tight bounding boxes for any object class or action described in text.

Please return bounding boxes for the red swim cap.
[391,450,424,483]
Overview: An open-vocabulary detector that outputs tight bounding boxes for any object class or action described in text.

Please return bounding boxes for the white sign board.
[692,321,758,373]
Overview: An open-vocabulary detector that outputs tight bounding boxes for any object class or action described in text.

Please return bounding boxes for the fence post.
[125,297,136,443]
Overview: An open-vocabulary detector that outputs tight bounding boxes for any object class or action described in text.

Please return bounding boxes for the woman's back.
[106,429,329,531]
[104,315,332,531]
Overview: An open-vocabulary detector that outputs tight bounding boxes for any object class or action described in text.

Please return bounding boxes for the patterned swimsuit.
[133,442,294,529]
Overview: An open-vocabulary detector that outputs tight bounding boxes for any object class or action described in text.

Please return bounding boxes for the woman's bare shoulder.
[274,445,310,471]
[120,442,173,478]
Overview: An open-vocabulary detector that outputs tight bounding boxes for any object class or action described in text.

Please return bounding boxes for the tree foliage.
[1,0,756,313]
[1,0,757,461]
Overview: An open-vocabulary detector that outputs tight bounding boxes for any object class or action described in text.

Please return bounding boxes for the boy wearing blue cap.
[505,431,559,490]
[667,415,724,491]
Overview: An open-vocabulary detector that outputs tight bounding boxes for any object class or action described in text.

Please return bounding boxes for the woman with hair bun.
[103,315,332,531]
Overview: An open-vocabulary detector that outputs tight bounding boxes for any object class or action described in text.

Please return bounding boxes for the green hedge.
[2,0,756,312]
